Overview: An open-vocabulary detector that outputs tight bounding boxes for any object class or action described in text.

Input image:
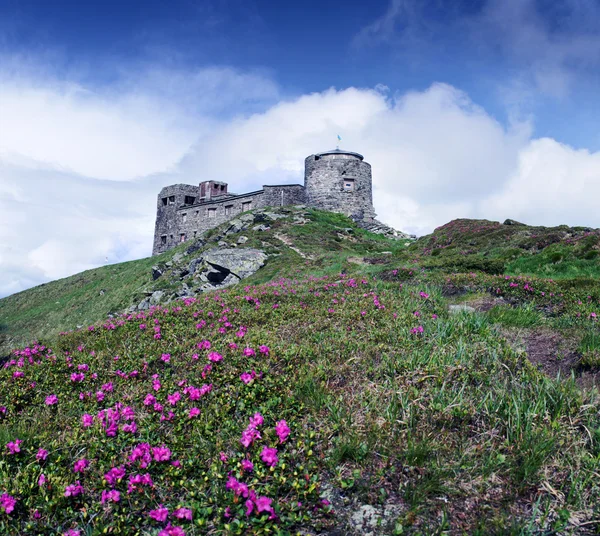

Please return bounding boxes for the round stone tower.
[304,148,376,222]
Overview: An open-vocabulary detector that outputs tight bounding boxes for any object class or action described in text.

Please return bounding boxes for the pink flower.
[255,495,275,516]
[82,414,94,427]
[152,446,171,462]
[241,459,254,472]
[207,351,223,363]
[167,392,181,406]
[243,347,256,357]
[38,474,47,486]
[240,426,261,448]
[259,345,270,355]
[0,493,16,514]
[70,372,85,382]
[45,394,58,405]
[240,371,256,384]
[188,407,200,418]
[96,390,105,402]
[148,505,169,522]
[249,412,263,427]
[64,481,84,497]
[101,489,121,504]
[260,446,278,467]
[219,451,228,462]
[159,525,186,536]
[173,507,192,520]
[275,420,290,443]
[104,466,126,487]
[122,421,137,434]
[245,499,254,516]
[127,473,154,493]
[36,448,49,461]
[6,439,22,454]
[161,353,171,363]
[73,458,89,473]
[410,325,424,335]
[63,530,81,536]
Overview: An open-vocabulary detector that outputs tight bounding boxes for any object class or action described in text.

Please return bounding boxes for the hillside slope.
[2,213,600,534]
[0,207,410,355]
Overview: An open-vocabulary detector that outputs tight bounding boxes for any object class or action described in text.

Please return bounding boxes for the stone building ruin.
[153,148,402,255]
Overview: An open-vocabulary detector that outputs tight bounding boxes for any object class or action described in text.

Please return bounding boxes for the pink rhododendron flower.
[173,507,192,520]
[410,325,424,335]
[38,474,47,486]
[207,351,223,362]
[36,448,49,461]
[152,446,171,462]
[161,353,171,363]
[0,493,16,514]
[226,476,249,498]
[144,393,156,406]
[188,407,200,418]
[6,439,22,454]
[167,392,181,405]
[243,347,255,357]
[240,371,256,384]
[64,481,84,497]
[249,412,263,427]
[70,372,85,382]
[122,421,137,434]
[73,458,89,473]
[259,345,270,355]
[127,473,154,493]
[63,530,81,536]
[275,420,290,443]
[101,489,121,504]
[148,505,169,522]
[219,451,228,462]
[45,394,58,405]
[82,414,94,427]
[255,495,275,516]
[96,390,105,402]
[159,525,185,536]
[241,459,254,472]
[129,443,152,468]
[104,466,126,487]
[240,426,261,448]
[260,446,278,467]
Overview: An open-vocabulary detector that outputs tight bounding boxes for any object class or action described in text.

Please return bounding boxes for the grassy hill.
[1,212,600,534]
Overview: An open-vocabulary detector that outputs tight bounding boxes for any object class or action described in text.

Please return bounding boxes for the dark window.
[168,196,175,205]
[180,234,186,242]
[221,185,225,191]
[162,197,168,206]
[184,196,196,205]
[160,235,167,245]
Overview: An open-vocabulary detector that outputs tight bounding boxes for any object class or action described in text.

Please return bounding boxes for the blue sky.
[1,0,600,296]
[3,0,600,146]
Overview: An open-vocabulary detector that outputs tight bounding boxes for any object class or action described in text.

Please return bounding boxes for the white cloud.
[1,63,600,299]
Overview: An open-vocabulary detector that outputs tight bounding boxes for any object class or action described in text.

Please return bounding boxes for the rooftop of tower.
[315,148,364,160]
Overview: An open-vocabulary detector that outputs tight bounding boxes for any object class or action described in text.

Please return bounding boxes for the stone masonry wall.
[153,184,306,255]
[304,155,376,222]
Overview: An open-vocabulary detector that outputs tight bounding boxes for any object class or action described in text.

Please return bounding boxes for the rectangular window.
[182,213,187,223]
[225,205,233,216]
[184,195,196,205]
[195,210,199,217]
[160,235,167,245]
[168,196,175,205]
[343,179,355,191]
[162,197,168,206]
[180,234,186,242]
[208,208,217,218]
[242,201,252,212]
[193,231,197,238]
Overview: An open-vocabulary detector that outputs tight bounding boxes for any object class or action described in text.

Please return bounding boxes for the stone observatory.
[152,148,406,255]
[304,148,376,222]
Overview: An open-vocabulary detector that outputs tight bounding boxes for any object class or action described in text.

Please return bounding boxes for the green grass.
[488,304,545,328]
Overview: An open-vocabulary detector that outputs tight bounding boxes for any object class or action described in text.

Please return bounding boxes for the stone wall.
[153,184,306,255]
[304,154,376,222]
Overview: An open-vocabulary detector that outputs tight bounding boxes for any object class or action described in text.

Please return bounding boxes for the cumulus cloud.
[1,62,600,298]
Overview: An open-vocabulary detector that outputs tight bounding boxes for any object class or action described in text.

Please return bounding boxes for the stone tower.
[304,148,376,222]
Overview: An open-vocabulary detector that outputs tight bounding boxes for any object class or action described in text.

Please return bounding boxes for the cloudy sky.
[1,0,600,298]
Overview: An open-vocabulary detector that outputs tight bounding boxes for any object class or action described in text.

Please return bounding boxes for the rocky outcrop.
[354,218,414,240]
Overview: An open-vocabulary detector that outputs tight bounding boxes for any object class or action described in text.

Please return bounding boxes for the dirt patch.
[500,327,600,388]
